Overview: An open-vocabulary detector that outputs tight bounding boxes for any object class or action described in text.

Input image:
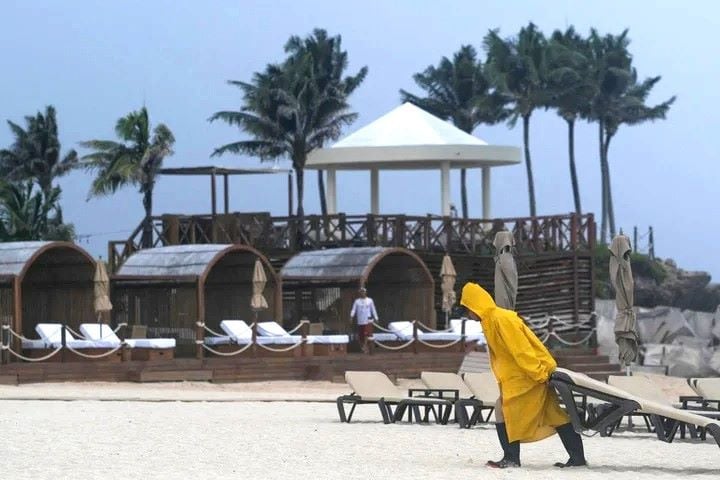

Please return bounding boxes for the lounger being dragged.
[550,367,720,447]
[337,371,454,425]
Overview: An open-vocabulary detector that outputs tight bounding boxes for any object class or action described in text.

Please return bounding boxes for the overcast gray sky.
[1,0,715,279]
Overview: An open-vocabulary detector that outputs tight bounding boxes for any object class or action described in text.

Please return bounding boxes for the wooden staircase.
[552,347,621,381]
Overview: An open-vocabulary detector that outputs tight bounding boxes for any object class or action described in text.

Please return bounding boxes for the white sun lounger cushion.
[221,320,301,344]
[125,338,176,349]
[257,321,290,337]
[450,319,483,335]
[205,335,300,346]
[21,339,50,349]
[35,323,117,349]
[80,324,176,349]
[305,335,349,344]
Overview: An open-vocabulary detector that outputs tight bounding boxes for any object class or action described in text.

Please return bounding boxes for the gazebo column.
[482,167,491,219]
[327,168,337,214]
[440,161,451,216]
[370,168,379,215]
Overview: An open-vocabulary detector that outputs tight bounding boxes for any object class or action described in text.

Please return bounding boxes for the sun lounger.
[23,323,123,362]
[80,323,175,361]
[607,374,682,432]
[420,371,484,428]
[449,319,487,344]
[370,321,476,352]
[461,371,500,423]
[257,321,349,355]
[687,378,720,410]
[550,367,720,447]
[337,371,454,424]
[204,320,305,357]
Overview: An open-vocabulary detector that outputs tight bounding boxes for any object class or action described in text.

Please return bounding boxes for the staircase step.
[562,363,621,373]
[556,355,611,365]
[551,347,597,357]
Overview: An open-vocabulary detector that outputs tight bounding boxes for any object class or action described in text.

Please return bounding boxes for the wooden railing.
[109,212,595,272]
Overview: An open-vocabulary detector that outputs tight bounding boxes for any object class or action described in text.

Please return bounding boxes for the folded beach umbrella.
[93,260,113,319]
[250,258,269,311]
[609,234,638,367]
[440,254,457,316]
[493,231,517,310]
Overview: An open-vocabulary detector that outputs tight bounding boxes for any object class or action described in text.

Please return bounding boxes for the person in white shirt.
[350,287,378,353]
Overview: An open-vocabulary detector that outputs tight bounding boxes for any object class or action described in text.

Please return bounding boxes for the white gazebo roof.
[306,102,521,170]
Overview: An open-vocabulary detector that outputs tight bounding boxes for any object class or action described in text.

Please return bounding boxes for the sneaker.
[553,458,587,468]
[486,459,521,469]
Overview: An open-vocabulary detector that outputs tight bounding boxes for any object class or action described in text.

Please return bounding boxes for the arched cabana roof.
[115,244,279,285]
[0,241,95,283]
[280,246,433,286]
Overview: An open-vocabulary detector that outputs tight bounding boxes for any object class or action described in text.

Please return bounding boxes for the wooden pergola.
[159,166,293,216]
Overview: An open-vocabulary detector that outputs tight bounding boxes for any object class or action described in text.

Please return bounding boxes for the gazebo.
[306,102,521,217]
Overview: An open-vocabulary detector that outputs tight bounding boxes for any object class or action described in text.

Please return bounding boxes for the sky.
[0,0,717,280]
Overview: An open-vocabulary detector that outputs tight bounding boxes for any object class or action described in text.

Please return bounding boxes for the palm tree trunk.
[605,132,616,238]
[141,187,153,248]
[318,170,328,216]
[460,169,468,219]
[567,119,581,215]
[522,114,537,217]
[295,168,305,217]
[599,121,608,245]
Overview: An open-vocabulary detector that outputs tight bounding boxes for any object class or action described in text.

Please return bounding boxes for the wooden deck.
[0,351,467,384]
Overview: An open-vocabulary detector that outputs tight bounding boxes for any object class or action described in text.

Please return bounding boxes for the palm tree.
[80,107,175,248]
[400,45,510,218]
[210,29,367,218]
[0,180,71,241]
[601,73,675,237]
[0,105,78,197]
[283,29,368,216]
[484,23,550,217]
[546,27,594,216]
[585,29,674,242]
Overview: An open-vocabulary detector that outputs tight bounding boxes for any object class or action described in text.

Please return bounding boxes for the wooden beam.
[210,172,217,217]
[223,174,229,214]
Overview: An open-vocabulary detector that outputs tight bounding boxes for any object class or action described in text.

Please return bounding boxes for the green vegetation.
[594,244,667,298]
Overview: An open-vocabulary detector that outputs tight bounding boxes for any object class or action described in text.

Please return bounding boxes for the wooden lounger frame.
[550,370,720,447]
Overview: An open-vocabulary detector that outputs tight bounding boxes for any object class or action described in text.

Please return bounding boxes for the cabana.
[280,247,434,337]
[111,244,281,357]
[0,242,96,353]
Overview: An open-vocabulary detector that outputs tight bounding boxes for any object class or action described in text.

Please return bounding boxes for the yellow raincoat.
[461,282,568,443]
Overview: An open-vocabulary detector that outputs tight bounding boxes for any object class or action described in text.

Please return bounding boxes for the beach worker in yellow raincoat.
[460,282,587,469]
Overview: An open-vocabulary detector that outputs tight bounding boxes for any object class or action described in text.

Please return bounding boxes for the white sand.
[1,381,719,479]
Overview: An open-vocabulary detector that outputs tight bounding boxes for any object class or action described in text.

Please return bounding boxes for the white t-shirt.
[351,298,379,325]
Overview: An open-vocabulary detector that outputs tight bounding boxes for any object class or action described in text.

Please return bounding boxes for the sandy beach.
[1,380,719,479]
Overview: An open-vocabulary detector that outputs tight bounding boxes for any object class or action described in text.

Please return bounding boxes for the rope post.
[300,319,309,357]
[252,315,258,357]
[412,320,418,354]
[61,323,67,363]
[195,321,204,360]
[1,323,6,365]
[461,318,467,351]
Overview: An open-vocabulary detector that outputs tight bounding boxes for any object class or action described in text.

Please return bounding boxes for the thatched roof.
[0,241,94,281]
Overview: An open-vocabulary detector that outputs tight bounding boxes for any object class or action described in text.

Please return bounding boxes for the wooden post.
[210,172,217,217]
[633,226,638,253]
[196,279,204,360]
[223,174,229,214]
[288,171,293,217]
[13,277,22,361]
[412,320,418,354]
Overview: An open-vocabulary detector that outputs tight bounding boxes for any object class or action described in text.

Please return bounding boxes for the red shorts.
[357,324,373,343]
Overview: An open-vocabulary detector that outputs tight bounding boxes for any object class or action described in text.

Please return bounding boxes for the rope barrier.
[285,320,310,335]
[195,321,226,339]
[546,329,596,346]
[201,342,254,356]
[416,337,462,349]
[415,321,453,333]
[64,343,124,359]
[1,344,63,362]
[371,337,415,350]
[371,322,394,333]
[255,340,305,353]
[2,325,34,342]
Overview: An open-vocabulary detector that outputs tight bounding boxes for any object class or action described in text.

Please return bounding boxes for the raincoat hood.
[460,282,497,319]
